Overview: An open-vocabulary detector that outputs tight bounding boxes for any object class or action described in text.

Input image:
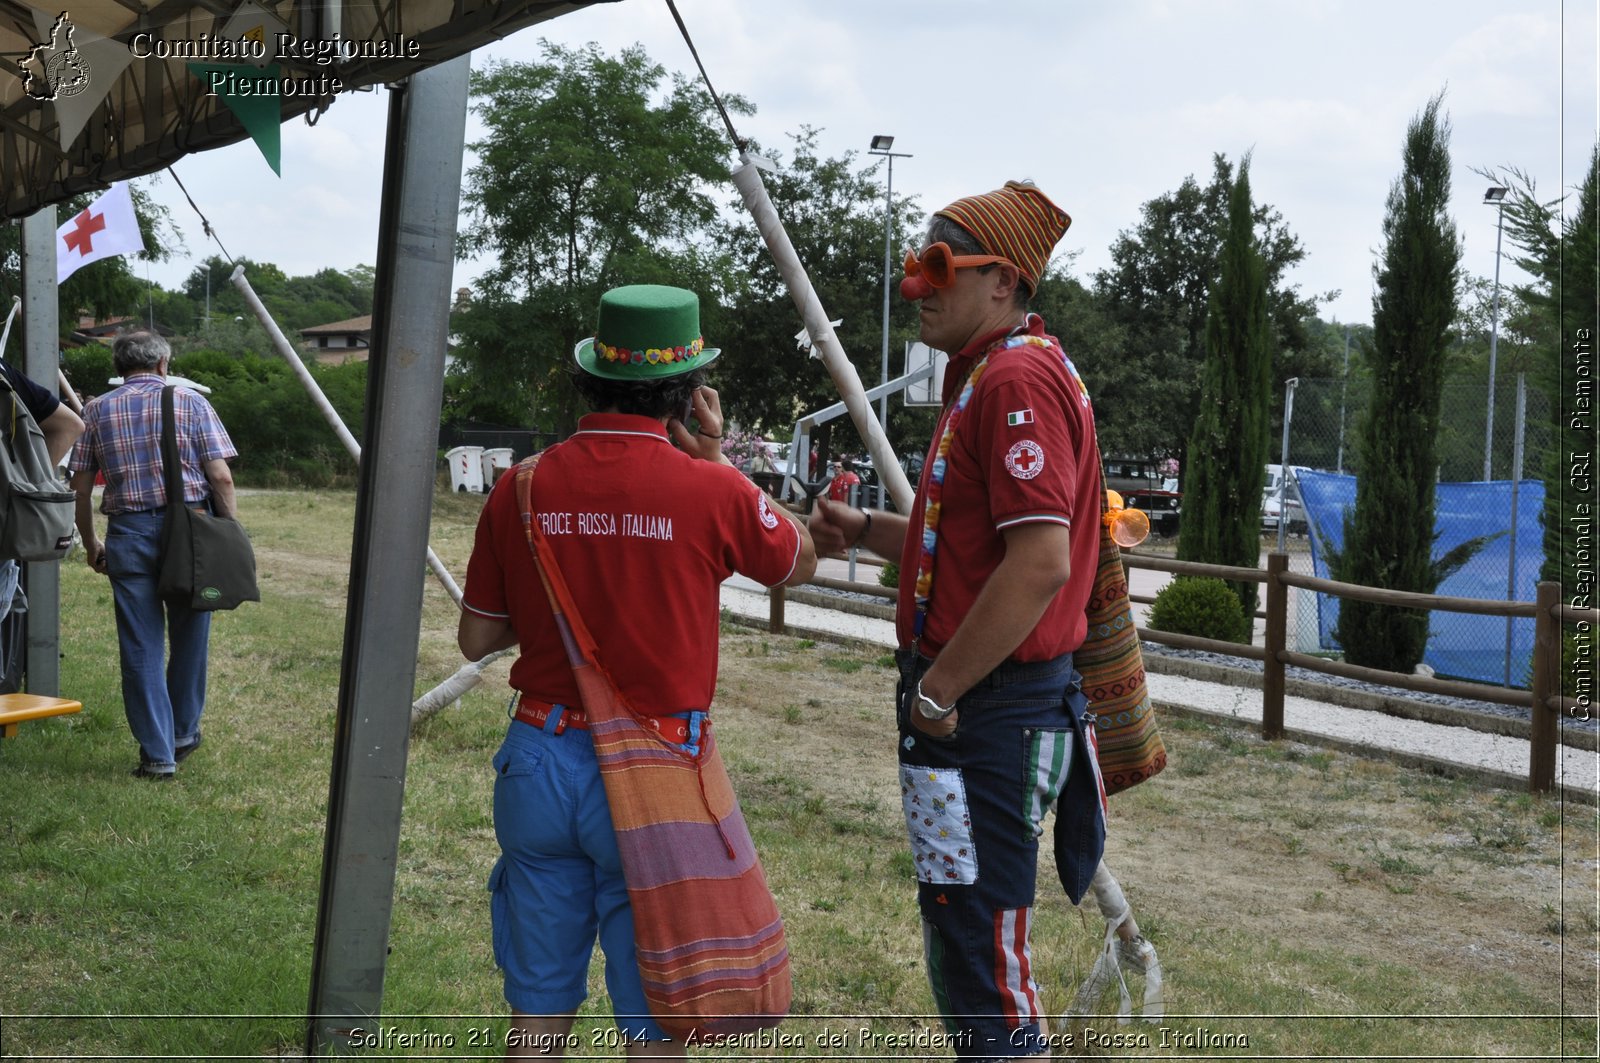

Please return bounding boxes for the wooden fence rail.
[1118,549,1594,793]
[768,549,1593,794]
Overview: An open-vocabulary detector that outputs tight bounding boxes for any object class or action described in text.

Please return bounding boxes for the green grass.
[0,488,1594,1059]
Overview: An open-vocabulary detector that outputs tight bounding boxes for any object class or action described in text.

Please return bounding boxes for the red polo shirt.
[463,413,802,715]
[895,315,1101,660]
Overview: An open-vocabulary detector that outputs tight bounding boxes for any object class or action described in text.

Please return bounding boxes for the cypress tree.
[1335,95,1463,672]
[1547,147,1597,592]
[1177,157,1273,616]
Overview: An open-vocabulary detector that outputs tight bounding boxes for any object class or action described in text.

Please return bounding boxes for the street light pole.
[870,135,911,509]
[1483,185,1508,481]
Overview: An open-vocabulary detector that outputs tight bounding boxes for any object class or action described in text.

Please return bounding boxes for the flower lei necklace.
[912,331,1057,635]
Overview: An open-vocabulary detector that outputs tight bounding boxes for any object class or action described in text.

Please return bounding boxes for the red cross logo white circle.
[1005,440,1045,480]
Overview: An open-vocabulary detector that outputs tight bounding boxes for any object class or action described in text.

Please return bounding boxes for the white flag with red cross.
[56,183,145,285]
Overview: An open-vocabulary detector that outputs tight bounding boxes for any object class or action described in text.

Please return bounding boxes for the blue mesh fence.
[1297,471,1544,686]
[1282,376,1554,688]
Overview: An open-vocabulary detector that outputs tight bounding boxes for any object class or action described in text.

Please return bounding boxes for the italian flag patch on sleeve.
[1007,409,1034,426]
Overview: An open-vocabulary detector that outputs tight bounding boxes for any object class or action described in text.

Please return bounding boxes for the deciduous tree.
[716,128,926,456]
[454,42,741,433]
[1092,154,1331,461]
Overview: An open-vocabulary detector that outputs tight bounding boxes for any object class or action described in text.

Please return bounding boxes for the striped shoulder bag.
[1077,446,1167,795]
[514,456,792,1040]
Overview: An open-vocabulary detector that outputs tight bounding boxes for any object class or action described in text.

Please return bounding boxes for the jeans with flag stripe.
[896,649,1104,1061]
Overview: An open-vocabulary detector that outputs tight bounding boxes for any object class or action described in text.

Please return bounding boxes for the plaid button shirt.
[68,376,238,515]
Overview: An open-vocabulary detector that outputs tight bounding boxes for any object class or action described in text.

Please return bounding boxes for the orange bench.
[0,693,82,738]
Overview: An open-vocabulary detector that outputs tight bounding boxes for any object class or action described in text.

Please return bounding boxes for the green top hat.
[573,285,721,380]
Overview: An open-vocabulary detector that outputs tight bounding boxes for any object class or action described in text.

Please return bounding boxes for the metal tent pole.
[21,207,60,696]
[305,54,470,1057]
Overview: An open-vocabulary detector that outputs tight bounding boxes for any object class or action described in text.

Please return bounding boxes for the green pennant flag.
[187,63,283,175]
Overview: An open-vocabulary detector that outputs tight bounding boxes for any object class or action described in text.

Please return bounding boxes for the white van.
[1262,464,1310,533]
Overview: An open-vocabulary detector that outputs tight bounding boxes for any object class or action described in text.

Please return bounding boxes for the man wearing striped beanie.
[811,181,1107,1060]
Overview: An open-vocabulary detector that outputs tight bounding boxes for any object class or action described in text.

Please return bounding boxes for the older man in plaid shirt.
[69,330,238,780]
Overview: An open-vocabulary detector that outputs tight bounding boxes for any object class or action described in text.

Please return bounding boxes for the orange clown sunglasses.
[902,242,1017,289]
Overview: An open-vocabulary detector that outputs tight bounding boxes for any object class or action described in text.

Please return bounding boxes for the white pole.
[229,265,464,607]
[411,647,514,726]
[0,295,20,355]
[730,156,913,514]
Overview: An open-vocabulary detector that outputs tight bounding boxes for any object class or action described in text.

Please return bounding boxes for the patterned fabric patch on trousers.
[901,764,977,884]
[1024,728,1072,839]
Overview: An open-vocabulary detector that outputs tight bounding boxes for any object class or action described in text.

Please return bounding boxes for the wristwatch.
[914,678,956,720]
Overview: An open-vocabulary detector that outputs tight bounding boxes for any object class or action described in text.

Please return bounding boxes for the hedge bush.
[63,347,366,487]
[1148,576,1251,644]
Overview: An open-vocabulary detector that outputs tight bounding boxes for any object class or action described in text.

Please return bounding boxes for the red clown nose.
[900,274,934,301]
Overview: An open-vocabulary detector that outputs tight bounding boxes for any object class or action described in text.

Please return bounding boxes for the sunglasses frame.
[903,242,1018,289]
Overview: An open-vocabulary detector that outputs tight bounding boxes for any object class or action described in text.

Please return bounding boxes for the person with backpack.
[0,357,84,636]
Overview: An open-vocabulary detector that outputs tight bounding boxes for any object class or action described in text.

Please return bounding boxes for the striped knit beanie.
[934,180,1071,294]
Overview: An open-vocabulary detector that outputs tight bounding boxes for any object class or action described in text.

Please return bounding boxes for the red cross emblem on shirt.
[1005,440,1045,480]
[63,208,107,256]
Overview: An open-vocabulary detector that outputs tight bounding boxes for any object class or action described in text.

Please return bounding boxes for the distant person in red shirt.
[826,458,861,504]
[459,285,816,1059]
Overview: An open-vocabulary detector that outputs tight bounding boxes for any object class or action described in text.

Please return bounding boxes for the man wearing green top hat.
[459,285,816,1058]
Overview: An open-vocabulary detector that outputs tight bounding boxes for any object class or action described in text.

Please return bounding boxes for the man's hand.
[668,386,729,464]
[809,497,865,555]
[909,705,958,740]
[83,538,107,575]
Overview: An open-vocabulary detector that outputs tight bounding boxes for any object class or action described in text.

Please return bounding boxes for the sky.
[135,0,1596,329]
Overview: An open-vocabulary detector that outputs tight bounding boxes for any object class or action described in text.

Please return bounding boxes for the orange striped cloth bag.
[1076,454,1167,795]
[514,457,792,1039]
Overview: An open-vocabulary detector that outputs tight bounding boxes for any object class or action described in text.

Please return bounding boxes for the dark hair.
[112,329,171,375]
[925,215,1032,309]
[568,365,708,419]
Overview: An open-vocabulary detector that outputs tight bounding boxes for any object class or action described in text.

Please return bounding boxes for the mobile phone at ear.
[678,393,694,427]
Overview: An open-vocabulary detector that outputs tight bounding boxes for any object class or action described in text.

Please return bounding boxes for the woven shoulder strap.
[512,453,602,671]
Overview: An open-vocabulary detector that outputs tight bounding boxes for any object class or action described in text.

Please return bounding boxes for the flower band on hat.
[573,284,721,381]
[595,336,706,366]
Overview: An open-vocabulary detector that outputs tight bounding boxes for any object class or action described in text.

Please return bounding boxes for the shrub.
[63,345,115,400]
[1148,576,1251,644]
[878,561,899,589]
[1530,626,1590,700]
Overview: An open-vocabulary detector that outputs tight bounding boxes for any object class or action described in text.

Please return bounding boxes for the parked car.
[1124,488,1181,537]
[1102,455,1168,496]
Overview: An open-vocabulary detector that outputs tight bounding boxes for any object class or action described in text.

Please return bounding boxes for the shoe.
[174,735,203,763]
[131,764,175,781]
